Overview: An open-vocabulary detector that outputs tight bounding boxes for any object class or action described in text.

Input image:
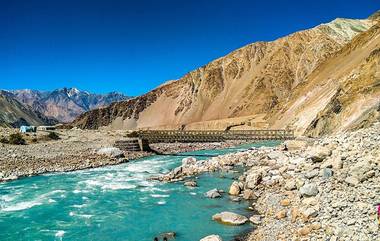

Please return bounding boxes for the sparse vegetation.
[0,136,9,144]
[8,133,26,145]
[47,132,60,140]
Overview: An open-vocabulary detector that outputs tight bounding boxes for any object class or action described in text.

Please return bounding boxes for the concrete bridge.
[115,129,295,151]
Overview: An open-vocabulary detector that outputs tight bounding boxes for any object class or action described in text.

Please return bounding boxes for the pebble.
[299,183,319,197]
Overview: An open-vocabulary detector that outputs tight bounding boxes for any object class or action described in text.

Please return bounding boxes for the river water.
[0,141,279,241]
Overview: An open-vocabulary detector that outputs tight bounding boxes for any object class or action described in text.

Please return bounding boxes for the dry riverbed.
[0,127,247,182]
[161,123,380,241]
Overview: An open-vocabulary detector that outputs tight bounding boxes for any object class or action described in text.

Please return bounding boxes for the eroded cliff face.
[73,16,378,136]
[269,21,380,136]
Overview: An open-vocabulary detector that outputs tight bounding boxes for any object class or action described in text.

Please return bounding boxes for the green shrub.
[47,132,60,140]
[9,133,26,145]
[0,136,9,144]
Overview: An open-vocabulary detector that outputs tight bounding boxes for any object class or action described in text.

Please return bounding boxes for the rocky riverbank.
[0,127,249,182]
[159,123,380,241]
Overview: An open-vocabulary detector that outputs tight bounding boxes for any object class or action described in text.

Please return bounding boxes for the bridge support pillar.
[138,138,151,152]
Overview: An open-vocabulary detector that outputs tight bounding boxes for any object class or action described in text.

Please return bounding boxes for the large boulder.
[173,166,183,175]
[308,146,332,163]
[184,180,197,187]
[321,156,343,169]
[228,181,241,196]
[283,140,309,151]
[242,189,255,200]
[249,215,262,225]
[96,147,124,158]
[200,235,223,241]
[212,211,248,225]
[182,157,197,166]
[245,168,265,189]
[157,232,176,240]
[267,151,288,161]
[205,189,222,198]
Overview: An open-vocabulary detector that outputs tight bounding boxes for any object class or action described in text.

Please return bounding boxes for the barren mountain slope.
[0,91,57,128]
[73,17,375,131]
[270,21,380,136]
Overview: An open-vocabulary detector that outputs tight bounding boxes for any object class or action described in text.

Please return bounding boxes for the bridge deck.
[137,129,294,143]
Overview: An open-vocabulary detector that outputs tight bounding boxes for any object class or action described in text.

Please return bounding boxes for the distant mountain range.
[0,88,130,126]
[0,90,57,128]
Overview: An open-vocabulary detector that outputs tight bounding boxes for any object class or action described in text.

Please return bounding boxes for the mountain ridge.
[8,87,130,123]
[73,14,378,135]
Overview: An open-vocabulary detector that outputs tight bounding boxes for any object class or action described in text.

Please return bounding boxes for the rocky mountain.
[73,11,380,136]
[0,91,57,128]
[11,88,129,123]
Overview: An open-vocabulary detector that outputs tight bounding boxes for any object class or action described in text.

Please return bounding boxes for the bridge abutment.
[114,138,151,152]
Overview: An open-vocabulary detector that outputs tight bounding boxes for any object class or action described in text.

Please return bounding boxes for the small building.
[19,126,37,133]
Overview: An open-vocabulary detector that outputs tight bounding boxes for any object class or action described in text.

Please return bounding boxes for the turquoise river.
[0,141,279,241]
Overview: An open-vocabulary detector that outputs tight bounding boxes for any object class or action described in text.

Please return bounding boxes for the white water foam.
[77,214,93,219]
[101,183,137,190]
[72,204,87,208]
[68,211,92,219]
[150,194,170,198]
[1,189,66,212]
[157,200,166,205]
[2,200,43,212]
[0,194,18,202]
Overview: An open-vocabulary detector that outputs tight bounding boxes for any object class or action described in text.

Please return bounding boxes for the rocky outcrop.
[73,15,377,135]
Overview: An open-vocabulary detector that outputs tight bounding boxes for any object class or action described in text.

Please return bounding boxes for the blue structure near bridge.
[19,126,37,133]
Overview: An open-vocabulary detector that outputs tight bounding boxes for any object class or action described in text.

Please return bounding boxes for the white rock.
[302,207,318,218]
[299,183,319,197]
[249,215,262,225]
[205,189,222,198]
[182,157,197,166]
[96,147,124,158]
[228,181,241,196]
[345,176,359,186]
[200,235,223,241]
[212,211,248,225]
[284,179,297,190]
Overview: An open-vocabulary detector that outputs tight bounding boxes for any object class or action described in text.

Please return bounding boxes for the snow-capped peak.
[67,87,80,97]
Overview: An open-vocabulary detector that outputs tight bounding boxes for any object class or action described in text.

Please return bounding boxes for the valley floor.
[161,123,380,241]
[0,127,246,182]
[1,123,379,240]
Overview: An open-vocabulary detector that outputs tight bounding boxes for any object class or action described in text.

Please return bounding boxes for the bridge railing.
[136,129,294,143]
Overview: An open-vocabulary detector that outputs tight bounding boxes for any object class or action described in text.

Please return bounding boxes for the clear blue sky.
[1,0,379,95]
